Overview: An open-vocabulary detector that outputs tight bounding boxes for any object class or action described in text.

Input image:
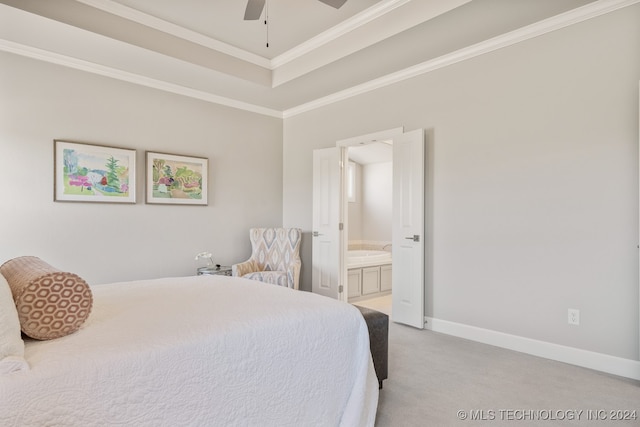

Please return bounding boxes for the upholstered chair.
[232,228,302,290]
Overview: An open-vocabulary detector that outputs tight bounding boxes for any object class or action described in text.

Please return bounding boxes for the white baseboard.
[424,317,640,381]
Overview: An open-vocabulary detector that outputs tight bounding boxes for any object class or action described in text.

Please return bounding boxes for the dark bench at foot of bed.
[355,305,388,389]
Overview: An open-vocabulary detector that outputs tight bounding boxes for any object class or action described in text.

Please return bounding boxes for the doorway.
[345,141,393,315]
[312,127,426,328]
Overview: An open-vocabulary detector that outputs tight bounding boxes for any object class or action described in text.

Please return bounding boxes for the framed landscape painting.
[145,151,208,205]
[54,140,136,203]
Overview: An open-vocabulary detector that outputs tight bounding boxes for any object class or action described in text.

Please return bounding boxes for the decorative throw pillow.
[0,273,29,375]
[0,256,93,340]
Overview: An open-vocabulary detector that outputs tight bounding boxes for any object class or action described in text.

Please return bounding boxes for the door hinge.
[339,222,344,231]
[338,285,344,294]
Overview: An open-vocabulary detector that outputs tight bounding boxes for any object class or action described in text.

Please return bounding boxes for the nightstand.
[197,265,232,276]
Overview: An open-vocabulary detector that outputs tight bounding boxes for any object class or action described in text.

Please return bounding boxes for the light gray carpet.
[375,322,640,426]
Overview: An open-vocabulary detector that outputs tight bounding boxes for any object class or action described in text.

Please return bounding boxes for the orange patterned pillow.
[0,256,93,340]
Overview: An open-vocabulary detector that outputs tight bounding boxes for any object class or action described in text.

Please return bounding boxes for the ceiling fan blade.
[244,0,266,20]
[318,0,348,8]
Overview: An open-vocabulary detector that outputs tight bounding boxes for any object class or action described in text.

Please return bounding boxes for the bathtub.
[347,250,392,269]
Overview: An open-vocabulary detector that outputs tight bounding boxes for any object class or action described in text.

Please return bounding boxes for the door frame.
[335,127,405,302]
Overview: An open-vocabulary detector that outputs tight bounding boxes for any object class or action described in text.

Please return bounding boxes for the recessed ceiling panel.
[111,0,382,59]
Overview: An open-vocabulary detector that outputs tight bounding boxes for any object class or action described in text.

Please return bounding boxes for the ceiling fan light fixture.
[244,0,265,20]
[318,0,348,8]
[244,0,347,21]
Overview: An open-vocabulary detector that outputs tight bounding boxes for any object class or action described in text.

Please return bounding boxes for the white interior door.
[312,147,343,300]
[392,129,425,328]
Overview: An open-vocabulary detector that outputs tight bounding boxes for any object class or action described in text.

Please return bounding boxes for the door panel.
[361,266,380,295]
[380,265,392,292]
[392,129,425,328]
[347,269,361,298]
[312,147,342,299]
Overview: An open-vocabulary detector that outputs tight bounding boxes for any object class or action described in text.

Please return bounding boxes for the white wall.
[348,161,392,245]
[0,52,283,285]
[283,5,640,360]
[362,162,392,243]
[347,162,363,242]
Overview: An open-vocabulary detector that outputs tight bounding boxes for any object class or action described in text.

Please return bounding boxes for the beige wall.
[362,162,392,243]
[347,162,363,242]
[347,161,392,245]
[283,5,640,359]
[0,52,283,284]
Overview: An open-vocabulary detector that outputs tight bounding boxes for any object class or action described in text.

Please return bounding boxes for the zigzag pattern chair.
[232,228,302,290]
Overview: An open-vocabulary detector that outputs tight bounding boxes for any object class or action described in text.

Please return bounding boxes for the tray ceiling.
[2,0,625,117]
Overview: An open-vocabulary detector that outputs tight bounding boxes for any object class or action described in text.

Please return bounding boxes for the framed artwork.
[54,140,136,203]
[145,151,208,205]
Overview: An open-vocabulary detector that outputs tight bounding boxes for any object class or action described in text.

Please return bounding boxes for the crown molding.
[271,0,471,87]
[0,39,283,119]
[75,0,272,68]
[283,0,640,118]
[74,0,466,86]
[271,0,412,68]
[74,0,415,72]
[2,0,637,119]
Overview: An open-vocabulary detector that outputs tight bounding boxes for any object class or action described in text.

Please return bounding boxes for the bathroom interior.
[346,141,393,313]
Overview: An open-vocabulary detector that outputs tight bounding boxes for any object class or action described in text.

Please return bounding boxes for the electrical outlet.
[568,309,580,326]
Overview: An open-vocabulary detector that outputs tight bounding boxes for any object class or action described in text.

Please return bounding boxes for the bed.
[0,273,379,426]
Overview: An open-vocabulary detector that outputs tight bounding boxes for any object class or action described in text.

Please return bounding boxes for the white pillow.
[0,273,29,375]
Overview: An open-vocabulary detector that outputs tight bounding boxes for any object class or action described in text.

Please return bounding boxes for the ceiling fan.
[244,0,348,20]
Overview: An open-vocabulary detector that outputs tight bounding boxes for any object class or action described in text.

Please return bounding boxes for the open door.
[311,147,344,300]
[392,129,425,328]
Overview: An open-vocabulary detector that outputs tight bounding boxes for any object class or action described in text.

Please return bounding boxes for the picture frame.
[54,140,136,203]
[145,151,208,205]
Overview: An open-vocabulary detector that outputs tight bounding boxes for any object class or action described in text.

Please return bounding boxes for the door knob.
[405,235,420,242]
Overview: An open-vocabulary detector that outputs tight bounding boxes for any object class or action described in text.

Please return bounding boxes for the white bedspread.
[0,275,378,426]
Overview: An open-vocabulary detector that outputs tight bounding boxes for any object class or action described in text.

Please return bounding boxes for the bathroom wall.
[348,159,392,250]
[347,161,363,245]
[362,162,392,244]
